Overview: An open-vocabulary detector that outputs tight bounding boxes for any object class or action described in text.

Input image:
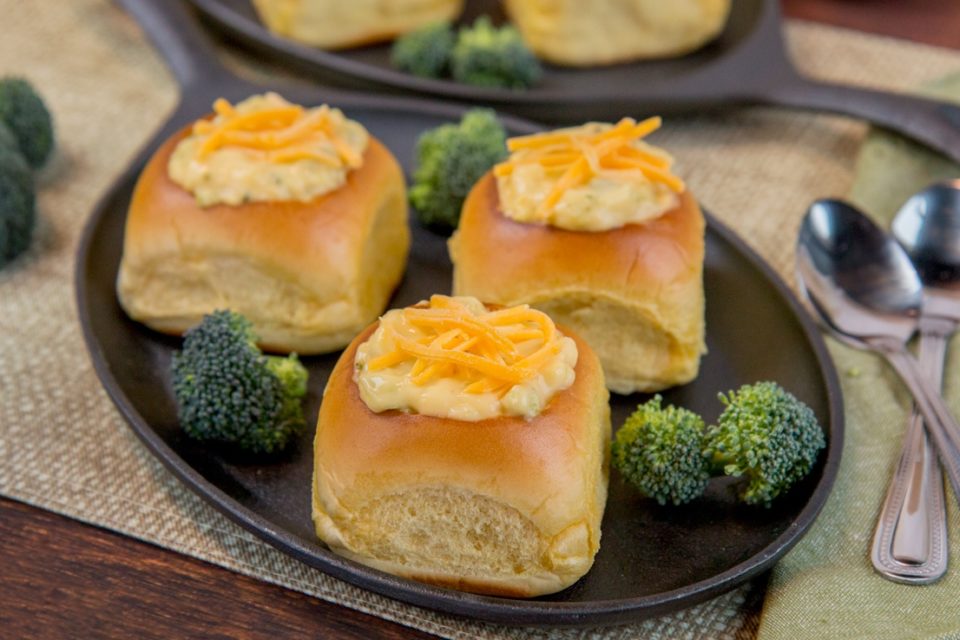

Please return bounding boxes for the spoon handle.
[881,343,960,503]
[872,329,949,583]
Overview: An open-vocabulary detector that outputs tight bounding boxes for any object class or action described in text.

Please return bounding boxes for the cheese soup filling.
[354,295,578,421]
[168,92,369,207]
[494,117,684,231]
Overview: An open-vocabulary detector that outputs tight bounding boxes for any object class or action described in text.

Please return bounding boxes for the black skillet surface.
[77,0,844,626]
[190,0,960,162]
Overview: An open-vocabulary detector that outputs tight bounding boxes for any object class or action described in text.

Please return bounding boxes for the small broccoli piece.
[612,395,710,506]
[0,121,18,155]
[450,17,541,90]
[0,78,54,168]
[391,22,456,78]
[704,382,826,506]
[171,310,309,454]
[409,108,507,228]
[0,146,36,267]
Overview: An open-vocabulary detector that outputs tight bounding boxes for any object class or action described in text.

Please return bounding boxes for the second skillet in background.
[191,0,960,163]
[190,0,771,121]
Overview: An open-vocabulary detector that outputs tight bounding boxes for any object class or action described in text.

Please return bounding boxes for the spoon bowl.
[893,181,960,319]
[798,199,922,345]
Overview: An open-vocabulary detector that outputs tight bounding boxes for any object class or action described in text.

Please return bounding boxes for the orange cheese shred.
[191,95,362,168]
[266,146,341,165]
[536,157,591,220]
[366,350,407,372]
[501,328,544,342]
[494,116,684,218]
[394,337,532,384]
[371,296,563,392]
[403,312,519,359]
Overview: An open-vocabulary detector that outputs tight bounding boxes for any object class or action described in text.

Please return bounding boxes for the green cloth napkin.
[757,74,960,639]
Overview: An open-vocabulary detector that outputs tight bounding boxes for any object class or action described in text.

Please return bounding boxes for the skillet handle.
[119,0,229,93]
[765,76,960,165]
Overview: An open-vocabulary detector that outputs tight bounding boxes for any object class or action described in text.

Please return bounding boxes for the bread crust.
[117,126,409,354]
[449,173,705,393]
[312,321,610,597]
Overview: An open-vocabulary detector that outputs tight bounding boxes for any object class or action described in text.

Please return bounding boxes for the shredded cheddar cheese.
[167,93,369,207]
[191,95,362,168]
[493,117,685,229]
[354,296,579,421]
[368,296,561,396]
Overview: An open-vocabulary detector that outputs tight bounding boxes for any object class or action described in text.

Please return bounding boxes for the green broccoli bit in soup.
[0,146,35,267]
[391,22,456,79]
[612,395,710,506]
[0,77,54,168]
[450,17,541,90]
[409,108,507,229]
[171,310,309,454]
[705,381,826,506]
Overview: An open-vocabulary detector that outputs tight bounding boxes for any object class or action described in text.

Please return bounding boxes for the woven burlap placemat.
[4,2,960,637]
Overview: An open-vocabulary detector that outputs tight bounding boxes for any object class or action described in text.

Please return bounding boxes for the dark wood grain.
[0,497,435,640]
[8,3,960,639]
[782,0,960,49]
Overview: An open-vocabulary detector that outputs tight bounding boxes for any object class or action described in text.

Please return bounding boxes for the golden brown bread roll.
[252,0,465,49]
[449,173,705,394]
[116,126,409,354]
[504,0,732,66]
[312,316,610,597]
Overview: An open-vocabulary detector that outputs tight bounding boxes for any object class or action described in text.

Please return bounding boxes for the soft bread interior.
[526,290,702,394]
[313,485,597,597]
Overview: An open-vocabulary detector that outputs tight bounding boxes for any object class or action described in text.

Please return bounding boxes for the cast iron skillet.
[76,0,844,626]
[190,0,960,163]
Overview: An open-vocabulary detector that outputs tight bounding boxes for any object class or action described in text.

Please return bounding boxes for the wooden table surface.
[5,2,960,638]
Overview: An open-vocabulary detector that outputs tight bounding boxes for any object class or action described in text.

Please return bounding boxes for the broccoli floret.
[0,78,54,168]
[612,395,710,506]
[171,310,309,454]
[391,22,456,78]
[409,108,507,228]
[0,146,36,267]
[613,383,826,507]
[704,382,826,506]
[450,17,541,90]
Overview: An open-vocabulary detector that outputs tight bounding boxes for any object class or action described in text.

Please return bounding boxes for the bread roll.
[252,0,464,49]
[449,173,705,394]
[312,321,610,597]
[504,0,731,66]
[116,128,409,354]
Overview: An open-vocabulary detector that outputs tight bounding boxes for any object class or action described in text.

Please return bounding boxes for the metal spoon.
[796,200,960,533]
[870,183,960,584]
